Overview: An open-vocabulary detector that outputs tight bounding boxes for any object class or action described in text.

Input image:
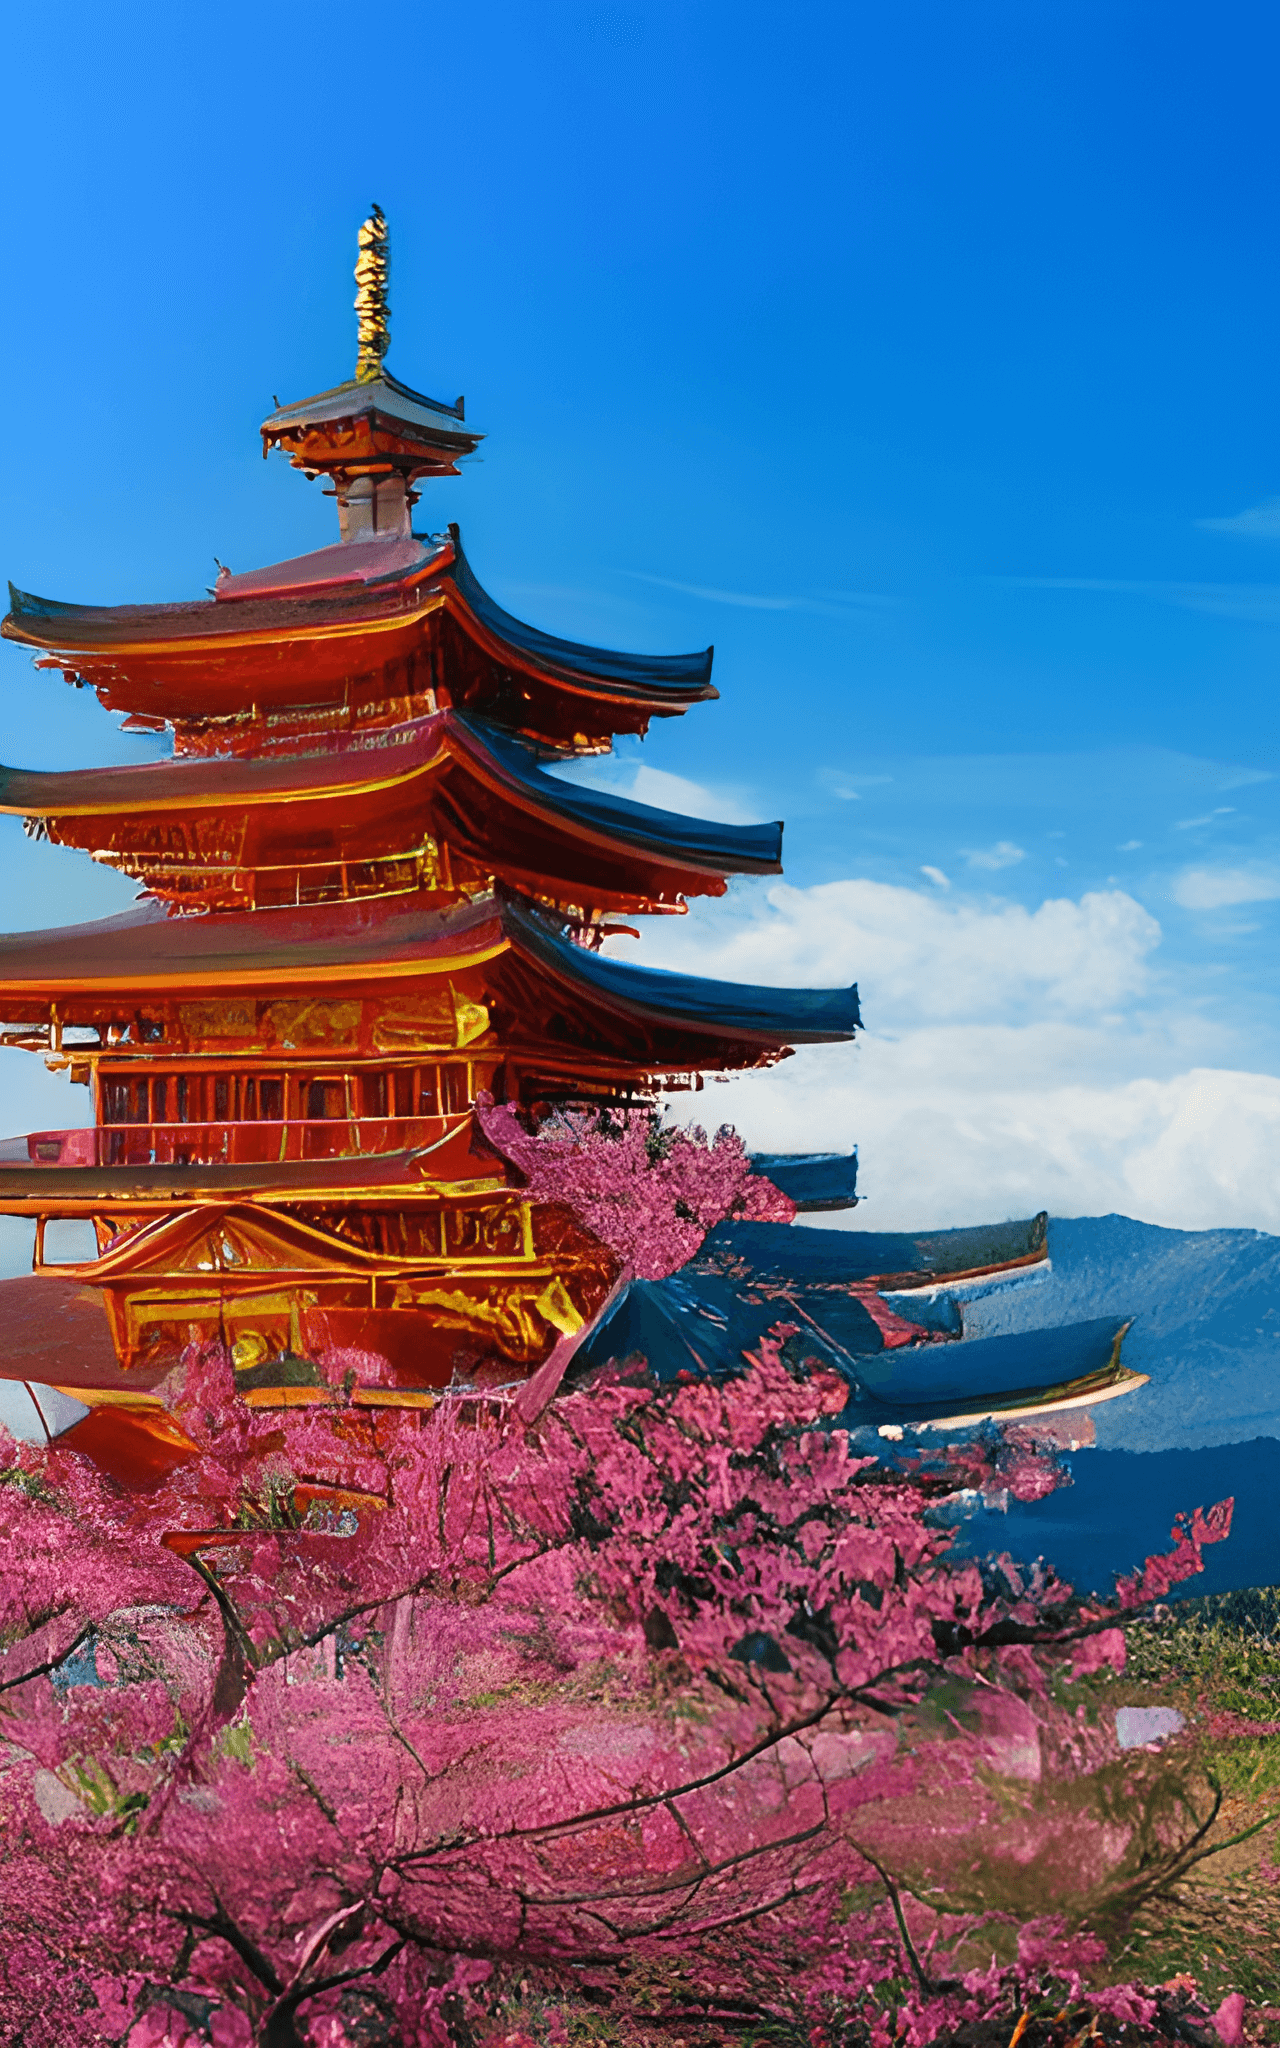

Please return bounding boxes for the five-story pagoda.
[0,211,858,1479]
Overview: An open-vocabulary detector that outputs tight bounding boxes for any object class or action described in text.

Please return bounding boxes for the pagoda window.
[214,1077,232,1123]
[242,1077,257,1120]
[103,1075,151,1125]
[362,1072,388,1118]
[258,1078,283,1122]
[176,1075,189,1123]
[388,1065,447,1117]
[306,1080,346,1121]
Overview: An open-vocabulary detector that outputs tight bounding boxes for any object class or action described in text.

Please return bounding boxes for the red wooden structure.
[0,214,858,1480]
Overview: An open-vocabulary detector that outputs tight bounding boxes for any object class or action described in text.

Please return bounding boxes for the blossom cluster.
[0,1328,1238,2046]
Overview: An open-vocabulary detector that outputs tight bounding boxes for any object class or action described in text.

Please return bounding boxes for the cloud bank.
[623,878,1280,1234]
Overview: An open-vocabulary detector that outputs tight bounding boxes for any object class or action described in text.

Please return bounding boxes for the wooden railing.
[10,1119,450,1168]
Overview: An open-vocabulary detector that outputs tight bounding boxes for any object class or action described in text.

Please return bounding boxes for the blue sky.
[2,0,1280,1232]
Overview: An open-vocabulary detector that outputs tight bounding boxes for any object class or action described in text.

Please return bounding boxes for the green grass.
[1095,1586,1280,2020]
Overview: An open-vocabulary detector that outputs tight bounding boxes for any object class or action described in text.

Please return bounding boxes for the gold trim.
[50,1384,168,1414]
[350,1387,434,1409]
[0,740,451,821]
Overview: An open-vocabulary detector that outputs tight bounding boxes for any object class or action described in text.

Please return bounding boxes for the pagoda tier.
[0,210,863,1461]
[0,1139,616,1391]
[2,708,782,917]
[2,530,716,751]
[260,370,482,484]
[0,891,858,1094]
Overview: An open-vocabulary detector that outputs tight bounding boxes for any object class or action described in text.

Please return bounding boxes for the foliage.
[0,1324,1247,2047]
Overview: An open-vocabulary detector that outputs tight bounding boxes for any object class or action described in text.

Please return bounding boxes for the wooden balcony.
[4,1118,450,1169]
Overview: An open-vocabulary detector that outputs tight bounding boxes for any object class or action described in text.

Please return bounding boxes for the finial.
[354,204,390,382]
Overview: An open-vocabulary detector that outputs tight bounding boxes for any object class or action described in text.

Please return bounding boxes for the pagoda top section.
[256,208,482,540]
[260,369,481,488]
[0,210,715,750]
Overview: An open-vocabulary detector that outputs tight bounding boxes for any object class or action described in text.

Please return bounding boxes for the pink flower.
[1215,1991,1247,2046]
[475,1099,794,1278]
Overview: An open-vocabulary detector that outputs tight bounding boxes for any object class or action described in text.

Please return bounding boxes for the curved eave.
[748,1150,859,1211]
[260,369,479,450]
[2,528,716,719]
[505,900,860,1047]
[446,532,716,703]
[0,720,452,815]
[1,553,453,657]
[447,714,780,875]
[0,711,782,883]
[0,893,859,1053]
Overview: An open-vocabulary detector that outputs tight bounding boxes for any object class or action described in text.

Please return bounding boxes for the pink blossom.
[1070,1628,1127,1680]
[1215,1990,1247,2046]
[476,1098,794,1278]
[0,1115,1252,2043]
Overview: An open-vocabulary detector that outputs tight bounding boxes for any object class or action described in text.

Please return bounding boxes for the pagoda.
[0,210,859,1483]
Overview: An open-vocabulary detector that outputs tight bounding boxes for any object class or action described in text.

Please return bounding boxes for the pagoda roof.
[260,370,482,476]
[214,534,428,602]
[748,1149,859,1212]
[502,898,859,1045]
[448,536,714,695]
[693,1212,1049,1291]
[466,715,779,877]
[2,529,716,740]
[262,370,473,443]
[0,892,858,1071]
[0,709,781,907]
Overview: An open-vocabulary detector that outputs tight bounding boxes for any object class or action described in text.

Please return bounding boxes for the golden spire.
[354,204,390,382]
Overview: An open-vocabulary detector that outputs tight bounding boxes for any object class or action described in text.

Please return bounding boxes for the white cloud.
[816,769,895,802]
[623,572,896,616]
[631,878,1160,1022]
[963,840,1025,871]
[1197,497,1280,539]
[627,765,762,824]
[547,756,761,825]
[626,573,797,611]
[1172,866,1280,911]
[688,1043,1280,1234]
[626,877,1280,1233]
[920,865,950,889]
[1175,807,1235,830]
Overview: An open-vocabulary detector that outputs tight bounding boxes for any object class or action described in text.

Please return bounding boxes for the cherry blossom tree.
[0,1118,1250,2045]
